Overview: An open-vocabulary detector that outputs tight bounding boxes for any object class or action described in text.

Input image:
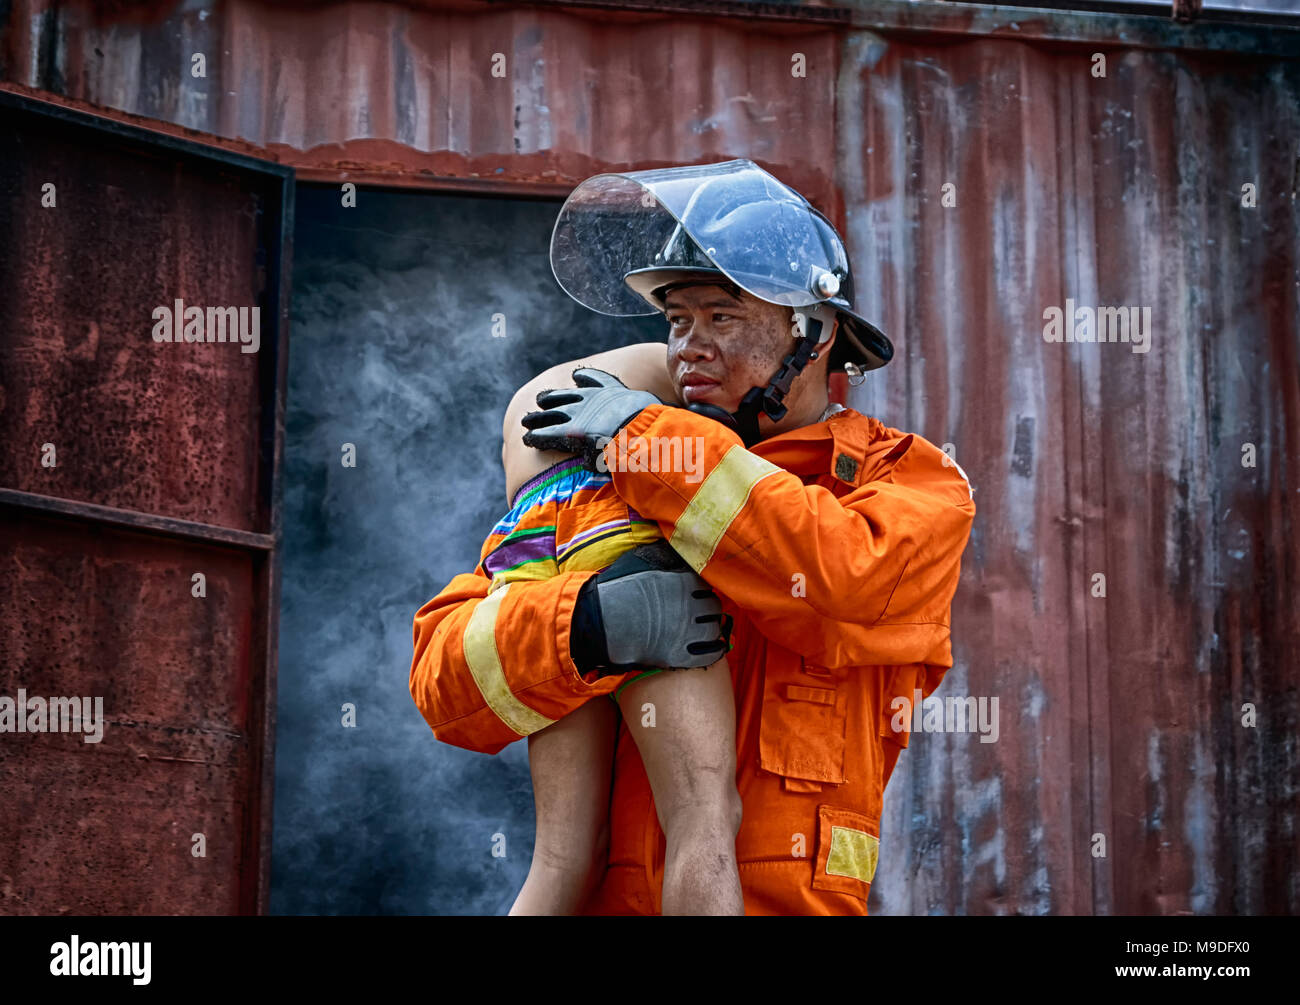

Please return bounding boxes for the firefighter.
[410,159,975,914]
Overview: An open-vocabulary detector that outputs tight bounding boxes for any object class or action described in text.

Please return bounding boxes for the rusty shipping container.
[1,0,1297,915]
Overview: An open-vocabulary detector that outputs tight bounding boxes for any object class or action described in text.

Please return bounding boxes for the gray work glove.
[570,540,733,677]
[521,368,662,470]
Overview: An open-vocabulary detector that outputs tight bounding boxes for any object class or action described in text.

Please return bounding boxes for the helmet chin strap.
[687,313,828,447]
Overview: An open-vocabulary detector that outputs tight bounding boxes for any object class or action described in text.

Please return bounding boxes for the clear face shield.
[549,159,852,321]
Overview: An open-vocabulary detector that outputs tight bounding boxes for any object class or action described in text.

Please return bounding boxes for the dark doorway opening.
[272,183,664,915]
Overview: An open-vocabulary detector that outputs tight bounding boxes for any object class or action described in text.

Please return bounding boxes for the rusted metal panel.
[0,98,272,530]
[0,514,259,914]
[0,91,291,914]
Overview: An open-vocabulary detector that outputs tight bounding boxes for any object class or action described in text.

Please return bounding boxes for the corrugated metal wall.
[842,27,1300,915]
[0,0,846,201]
[3,0,1296,914]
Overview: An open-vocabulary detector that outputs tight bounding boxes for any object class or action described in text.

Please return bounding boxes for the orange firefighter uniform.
[409,403,975,915]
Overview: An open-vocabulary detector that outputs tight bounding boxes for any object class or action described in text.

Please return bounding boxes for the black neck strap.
[732,318,825,446]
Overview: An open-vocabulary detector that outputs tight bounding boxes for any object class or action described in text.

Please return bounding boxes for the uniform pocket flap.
[759,664,848,784]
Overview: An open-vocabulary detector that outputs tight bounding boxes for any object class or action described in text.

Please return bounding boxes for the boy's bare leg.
[617,659,744,916]
[509,698,618,915]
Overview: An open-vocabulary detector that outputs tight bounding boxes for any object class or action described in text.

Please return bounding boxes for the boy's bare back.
[502,342,678,504]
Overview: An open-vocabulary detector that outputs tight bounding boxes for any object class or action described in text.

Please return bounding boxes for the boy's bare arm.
[502,342,678,503]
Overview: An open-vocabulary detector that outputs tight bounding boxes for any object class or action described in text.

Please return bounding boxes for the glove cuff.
[570,577,613,676]
[581,407,655,474]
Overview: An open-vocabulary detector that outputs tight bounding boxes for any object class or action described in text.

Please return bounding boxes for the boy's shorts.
[611,667,669,703]
[486,456,729,710]
[485,456,669,706]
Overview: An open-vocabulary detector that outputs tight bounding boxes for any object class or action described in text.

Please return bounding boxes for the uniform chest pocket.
[758,661,848,784]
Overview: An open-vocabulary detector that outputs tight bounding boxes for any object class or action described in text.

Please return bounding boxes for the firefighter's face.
[665,284,827,419]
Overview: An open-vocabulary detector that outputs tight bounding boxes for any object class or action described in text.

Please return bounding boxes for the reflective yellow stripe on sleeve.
[463,582,556,737]
[669,445,780,572]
